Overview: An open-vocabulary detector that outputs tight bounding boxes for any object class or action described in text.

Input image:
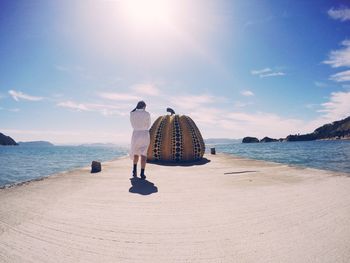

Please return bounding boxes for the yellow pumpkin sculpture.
[147,109,205,162]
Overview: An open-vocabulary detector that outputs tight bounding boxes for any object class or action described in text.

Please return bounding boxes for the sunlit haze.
[121,0,174,29]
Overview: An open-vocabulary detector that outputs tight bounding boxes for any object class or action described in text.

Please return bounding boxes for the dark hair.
[131,101,146,112]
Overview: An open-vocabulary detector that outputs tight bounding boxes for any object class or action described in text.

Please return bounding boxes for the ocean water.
[209,140,350,174]
[0,146,128,187]
[1,140,349,187]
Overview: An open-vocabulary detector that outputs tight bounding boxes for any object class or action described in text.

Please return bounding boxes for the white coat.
[129,109,151,158]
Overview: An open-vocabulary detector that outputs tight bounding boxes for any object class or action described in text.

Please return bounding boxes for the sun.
[120,0,174,31]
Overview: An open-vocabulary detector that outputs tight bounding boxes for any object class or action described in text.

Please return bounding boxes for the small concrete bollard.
[210,147,216,155]
[91,161,102,173]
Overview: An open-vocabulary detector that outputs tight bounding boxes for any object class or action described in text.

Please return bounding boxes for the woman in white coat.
[130,101,151,179]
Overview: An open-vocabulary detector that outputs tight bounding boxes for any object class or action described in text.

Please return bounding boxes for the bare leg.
[133,155,139,165]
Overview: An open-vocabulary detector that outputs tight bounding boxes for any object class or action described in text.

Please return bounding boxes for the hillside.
[0,133,18,146]
[286,116,350,141]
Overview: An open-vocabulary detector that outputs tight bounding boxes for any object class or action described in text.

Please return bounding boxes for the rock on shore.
[260,137,279,143]
[242,136,259,143]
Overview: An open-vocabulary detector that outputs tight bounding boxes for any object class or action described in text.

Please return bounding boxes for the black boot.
[140,168,146,180]
[132,164,137,178]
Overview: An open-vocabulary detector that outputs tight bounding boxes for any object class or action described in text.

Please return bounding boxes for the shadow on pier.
[147,157,211,167]
[224,171,258,175]
[129,177,158,195]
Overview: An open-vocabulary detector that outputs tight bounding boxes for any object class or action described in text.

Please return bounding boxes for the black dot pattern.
[184,116,204,160]
[171,115,183,162]
[152,116,166,161]
[186,116,205,155]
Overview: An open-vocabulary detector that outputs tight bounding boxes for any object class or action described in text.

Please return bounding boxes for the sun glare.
[69,0,215,62]
[121,0,174,30]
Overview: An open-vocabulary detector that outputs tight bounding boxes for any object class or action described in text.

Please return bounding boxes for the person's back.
[129,101,151,179]
[130,109,150,131]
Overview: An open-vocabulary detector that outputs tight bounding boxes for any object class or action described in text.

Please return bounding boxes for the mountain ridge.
[242,116,350,143]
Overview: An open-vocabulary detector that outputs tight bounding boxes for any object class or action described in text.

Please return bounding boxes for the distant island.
[205,138,241,144]
[242,116,350,143]
[18,141,54,147]
[79,143,118,147]
[0,132,56,146]
[0,132,18,146]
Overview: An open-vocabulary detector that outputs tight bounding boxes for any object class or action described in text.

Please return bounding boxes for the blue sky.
[0,0,350,144]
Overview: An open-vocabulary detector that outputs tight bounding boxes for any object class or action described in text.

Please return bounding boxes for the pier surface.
[1,154,350,262]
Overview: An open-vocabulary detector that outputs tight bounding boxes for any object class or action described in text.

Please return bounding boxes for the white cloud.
[57,100,129,116]
[170,94,225,111]
[8,90,43,102]
[234,101,253,108]
[260,72,285,78]
[301,91,350,132]
[0,106,20,112]
[324,40,350,68]
[168,91,349,140]
[330,70,350,82]
[99,92,140,101]
[132,83,160,96]
[164,92,305,138]
[317,91,350,120]
[251,68,285,78]
[57,101,89,111]
[149,92,308,139]
[185,107,307,139]
[190,107,223,124]
[328,7,350,21]
[228,112,304,135]
[241,90,254,96]
[251,68,271,75]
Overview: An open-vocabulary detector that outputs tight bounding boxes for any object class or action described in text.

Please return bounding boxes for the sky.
[0,0,350,144]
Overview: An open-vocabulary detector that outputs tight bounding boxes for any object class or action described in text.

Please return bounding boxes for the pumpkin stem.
[166,108,175,115]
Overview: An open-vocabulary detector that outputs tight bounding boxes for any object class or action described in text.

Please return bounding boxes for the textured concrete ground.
[0,154,350,262]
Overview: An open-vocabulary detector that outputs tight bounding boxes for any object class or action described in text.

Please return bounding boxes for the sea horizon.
[1,140,349,188]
